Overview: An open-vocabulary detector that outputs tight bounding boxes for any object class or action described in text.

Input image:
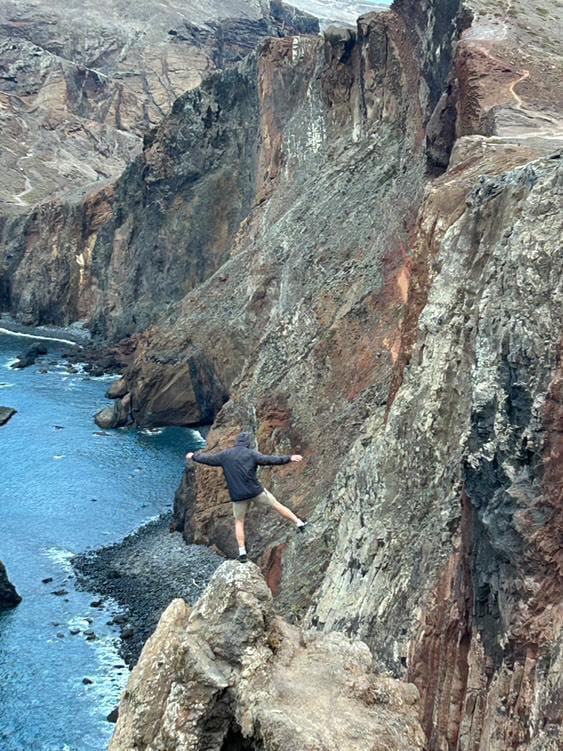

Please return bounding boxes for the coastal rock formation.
[2,0,562,749]
[110,561,425,751]
[0,406,16,425]
[94,393,130,429]
[0,561,21,608]
[0,0,318,210]
[127,2,561,749]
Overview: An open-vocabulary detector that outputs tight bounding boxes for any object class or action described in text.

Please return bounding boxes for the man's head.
[235,431,252,448]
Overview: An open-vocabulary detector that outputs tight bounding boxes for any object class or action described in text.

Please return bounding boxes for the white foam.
[0,382,14,388]
[0,327,79,346]
[90,634,130,712]
[139,427,164,436]
[44,546,74,572]
[53,455,65,460]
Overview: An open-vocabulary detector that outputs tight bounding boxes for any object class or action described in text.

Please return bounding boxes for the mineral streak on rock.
[109,561,426,751]
[0,560,21,608]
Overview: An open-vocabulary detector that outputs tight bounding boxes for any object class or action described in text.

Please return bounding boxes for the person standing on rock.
[186,431,306,562]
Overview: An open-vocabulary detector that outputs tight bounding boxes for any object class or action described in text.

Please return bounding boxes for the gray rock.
[94,394,131,429]
[0,561,21,609]
[0,407,16,426]
[106,378,128,399]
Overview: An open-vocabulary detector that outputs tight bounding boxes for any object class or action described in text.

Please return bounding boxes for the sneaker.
[296,521,308,533]
[238,553,248,563]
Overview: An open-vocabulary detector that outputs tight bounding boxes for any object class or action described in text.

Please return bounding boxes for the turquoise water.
[0,332,204,751]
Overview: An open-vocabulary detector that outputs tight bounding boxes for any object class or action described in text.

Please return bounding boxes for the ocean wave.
[0,327,79,346]
[44,547,75,572]
[139,427,164,436]
[0,381,14,388]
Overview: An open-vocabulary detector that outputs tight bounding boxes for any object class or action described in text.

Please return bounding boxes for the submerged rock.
[0,407,17,426]
[110,562,425,751]
[0,561,21,609]
[11,342,48,369]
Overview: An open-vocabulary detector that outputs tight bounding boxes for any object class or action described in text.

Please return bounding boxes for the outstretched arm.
[186,450,226,467]
[254,451,303,466]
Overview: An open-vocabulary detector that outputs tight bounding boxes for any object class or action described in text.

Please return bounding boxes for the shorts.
[232,489,278,521]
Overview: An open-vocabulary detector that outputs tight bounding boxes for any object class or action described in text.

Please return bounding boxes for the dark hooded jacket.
[193,431,291,502]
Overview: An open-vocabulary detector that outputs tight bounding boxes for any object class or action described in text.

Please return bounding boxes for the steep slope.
[118,1,560,749]
[0,0,317,209]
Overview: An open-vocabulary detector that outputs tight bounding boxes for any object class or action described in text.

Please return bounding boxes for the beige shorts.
[232,489,278,520]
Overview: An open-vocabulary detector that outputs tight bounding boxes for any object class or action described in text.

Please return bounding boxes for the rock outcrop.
[0,406,16,425]
[110,561,425,751]
[0,561,21,608]
[118,2,560,748]
[10,341,47,369]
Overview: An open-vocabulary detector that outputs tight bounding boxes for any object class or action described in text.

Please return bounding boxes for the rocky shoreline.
[73,514,223,666]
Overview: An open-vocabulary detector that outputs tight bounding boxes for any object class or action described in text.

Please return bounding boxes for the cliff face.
[148,2,561,749]
[0,0,317,211]
[0,2,318,329]
[3,0,562,749]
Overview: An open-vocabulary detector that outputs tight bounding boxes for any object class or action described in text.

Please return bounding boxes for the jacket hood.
[235,431,252,448]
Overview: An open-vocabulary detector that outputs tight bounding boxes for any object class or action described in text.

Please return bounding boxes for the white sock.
[296,520,305,527]
[239,546,247,556]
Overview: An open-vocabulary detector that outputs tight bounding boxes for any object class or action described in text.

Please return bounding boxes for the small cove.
[0,331,205,750]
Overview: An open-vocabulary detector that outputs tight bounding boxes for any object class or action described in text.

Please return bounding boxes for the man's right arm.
[186,451,225,467]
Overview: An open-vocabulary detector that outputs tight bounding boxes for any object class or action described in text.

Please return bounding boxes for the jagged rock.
[94,393,131,429]
[106,378,128,399]
[0,561,21,609]
[110,562,425,751]
[10,342,48,369]
[0,407,16,425]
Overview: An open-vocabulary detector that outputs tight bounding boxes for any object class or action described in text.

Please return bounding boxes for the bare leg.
[234,518,246,549]
[270,499,302,526]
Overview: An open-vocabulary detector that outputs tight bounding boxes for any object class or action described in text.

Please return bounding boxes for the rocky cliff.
[2,0,562,749]
[110,562,425,751]
[0,0,317,210]
[0,560,21,608]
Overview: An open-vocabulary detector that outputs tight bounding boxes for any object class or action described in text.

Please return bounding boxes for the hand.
[186,452,194,461]
[290,454,303,462]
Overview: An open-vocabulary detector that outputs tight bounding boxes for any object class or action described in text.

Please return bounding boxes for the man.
[186,431,307,562]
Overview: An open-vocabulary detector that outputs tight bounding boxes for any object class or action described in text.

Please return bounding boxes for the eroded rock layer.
[0,0,317,209]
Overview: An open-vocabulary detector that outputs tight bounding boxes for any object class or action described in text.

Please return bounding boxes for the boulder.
[0,407,16,426]
[110,562,425,751]
[94,394,131,429]
[106,378,128,399]
[0,561,21,609]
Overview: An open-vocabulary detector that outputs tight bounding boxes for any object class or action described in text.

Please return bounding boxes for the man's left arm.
[254,451,302,465]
